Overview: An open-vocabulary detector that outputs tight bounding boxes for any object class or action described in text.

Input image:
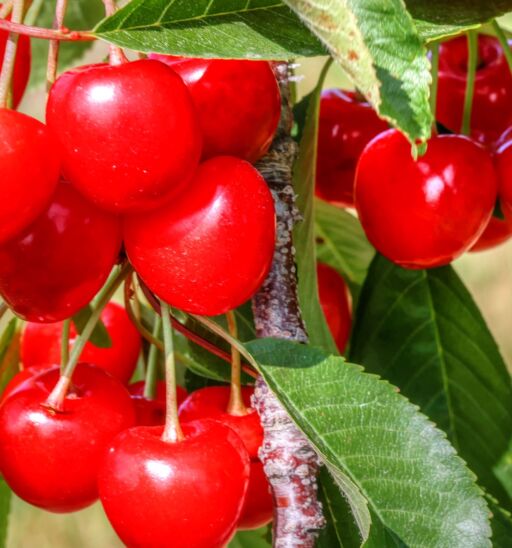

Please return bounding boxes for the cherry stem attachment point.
[101,0,126,65]
[461,30,478,136]
[0,19,95,41]
[160,300,185,444]
[492,20,512,75]
[143,315,162,400]
[226,311,247,416]
[0,0,24,108]
[46,0,68,90]
[60,318,70,372]
[429,41,439,126]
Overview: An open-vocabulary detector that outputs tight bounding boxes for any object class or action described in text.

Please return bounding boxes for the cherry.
[355,130,497,268]
[149,55,280,163]
[495,140,512,220]
[469,214,512,252]
[0,181,122,322]
[124,156,276,315]
[46,59,202,213]
[317,263,351,353]
[0,109,60,244]
[98,420,250,547]
[128,380,187,426]
[437,35,512,145]
[0,363,135,512]
[21,302,141,383]
[0,364,48,405]
[316,89,388,207]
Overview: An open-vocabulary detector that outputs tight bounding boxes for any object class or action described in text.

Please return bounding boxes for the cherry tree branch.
[0,19,94,41]
[46,0,69,88]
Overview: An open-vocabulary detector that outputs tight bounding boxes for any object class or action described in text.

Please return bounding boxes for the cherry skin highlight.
[0,182,122,322]
[355,130,497,268]
[150,55,280,163]
[0,364,135,512]
[98,420,250,548]
[128,380,187,426]
[316,89,388,207]
[124,156,276,315]
[0,109,60,244]
[46,60,202,213]
[317,263,352,353]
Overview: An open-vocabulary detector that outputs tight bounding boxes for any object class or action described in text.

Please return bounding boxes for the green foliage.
[229,526,271,548]
[0,319,19,396]
[0,481,10,548]
[72,305,112,349]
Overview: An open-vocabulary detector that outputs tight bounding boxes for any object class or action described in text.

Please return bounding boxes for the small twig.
[46,0,68,89]
[493,20,512,75]
[0,0,24,108]
[226,311,248,416]
[461,30,478,136]
[0,19,95,41]
[429,42,439,123]
[60,318,70,372]
[101,0,126,65]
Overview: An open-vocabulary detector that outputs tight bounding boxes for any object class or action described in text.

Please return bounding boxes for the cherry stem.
[429,41,439,125]
[101,0,126,65]
[0,302,8,323]
[0,2,13,19]
[0,19,94,40]
[160,301,185,444]
[46,0,68,90]
[461,30,478,136]
[143,315,162,400]
[60,318,70,372]
[0,0,24,108]
[44,263,132,412]
[492,21,512,75]
[226,311,248,416]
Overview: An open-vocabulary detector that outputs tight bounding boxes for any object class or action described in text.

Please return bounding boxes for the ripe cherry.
[0,364,48,405]
[21,302,141,383]
[317,263,351,353]
[124,156,276,315]
[355,130,497,268]
[495,140,512,220]
[316,89,388,207]
[150,55,280,163]
[437,35,512,145]
[46,59,202,213]
[0,109,60,244]
[469,214,512,252]
[0,182,122,322]
[128,380,187,426]
[179,386,272,529]
[98,420,250,547]
[0,363,135,512]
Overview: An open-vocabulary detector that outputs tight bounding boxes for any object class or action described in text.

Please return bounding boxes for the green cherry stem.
[226,311,248,416]
[492,20,512,75]
[60,318,71,371]
[46,0,68,89]
[160,300,184,444]
[143,315,162,401]
[429,41,439,124]
[461,30,478,136]
[0,0,24,108]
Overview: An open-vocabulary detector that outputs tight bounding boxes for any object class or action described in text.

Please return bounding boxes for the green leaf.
[94,0,324,59]
[72,305,112,349]
[495,437,512,501]
[0,480,10,548]
[484,495,512,546]
[246,338,491,547]
[0,319,19,396]
[350,255,512,507]
[229,527,271,548]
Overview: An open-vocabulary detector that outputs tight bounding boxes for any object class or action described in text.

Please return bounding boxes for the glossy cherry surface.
[128,380,187,426]
[0,109,60,244]
[317,263,351,353]
[437,35,512,145]
[0,182,122,322]
[469,214,512,252]
[150,55,280,163]
[0,363,135,512]
[239,459,273,530]
[98,420,250,548]
[316,89,388,207]
[46,60,202,213]
[21,302,141,383]
[124,156,276,315]
[355,130,497,268]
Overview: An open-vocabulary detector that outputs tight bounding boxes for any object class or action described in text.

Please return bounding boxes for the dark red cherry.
[316,89,388,207]
[0,182,122,322]
[355,130,497,268]
[124,156,275,315]
[469,214,512,252]
[495,140,512,220]
[0,109,60,244]
[239,460,273,531]
[0,364,135,512]
[21,302,141,383]
[317,263,351,353]
[149,55,280,163]
[0,17,30,108]
[98,421,250,547]
[128,380,187,426]
[46,60,202,213]
[437,35,512,145]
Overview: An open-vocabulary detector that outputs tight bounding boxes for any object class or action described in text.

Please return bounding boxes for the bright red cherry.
[437,35,512,145]
[317,263,351,353]
[128,380,187,426]
[355,130,497,268]
[469,214,512,252]
[149,55,280,163]
[124,156,276,315]
[0,364,135,512]
[0,109,60,244]
[98,421,250,547]
[239,459,273,531]
[316,89,388,207]
[21,302,141,383]
[0,182,122,322]
[46,60,202,213]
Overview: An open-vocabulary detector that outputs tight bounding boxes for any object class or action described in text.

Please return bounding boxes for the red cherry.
[46,60,202,213]
[128,380,187,426]
[98,421,250,547]
[355,130,497,268]
[0,363,135,512]
[0,109,60,244]
[239,460,273,531]
[316,89,388,207]
[317,263,352,353]
[437,35,512,145]
[495,140,512,220]
[21,302,141,383]
[469,214,512,252]
[150,55,280,163]
[124,156,275,315]
[0,182,122,322]
[0,364,48,405]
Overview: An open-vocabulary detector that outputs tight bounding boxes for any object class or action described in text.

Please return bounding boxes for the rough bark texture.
[251,62,325,548]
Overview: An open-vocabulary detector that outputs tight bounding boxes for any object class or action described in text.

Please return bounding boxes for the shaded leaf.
[72,305,112,349]
[486,495,512,547]
[229,526,271,548]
